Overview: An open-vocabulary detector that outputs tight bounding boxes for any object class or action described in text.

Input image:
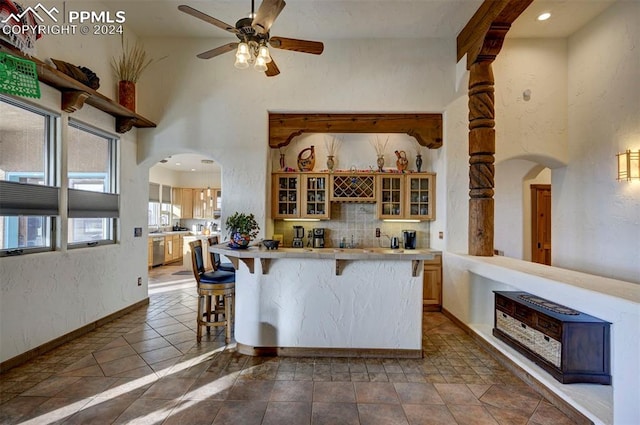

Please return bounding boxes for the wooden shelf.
[0,42,156,134]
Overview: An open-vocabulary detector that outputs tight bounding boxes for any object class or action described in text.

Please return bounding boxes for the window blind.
[0,181,59,216]
[149,182,160,202]
[68,189,119,218]
[161,185,171,203]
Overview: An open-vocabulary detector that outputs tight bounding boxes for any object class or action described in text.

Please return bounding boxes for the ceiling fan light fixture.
[254,55,268,72]
[236,42,250,60]
[234,55,250,69]
[258,45,272,63]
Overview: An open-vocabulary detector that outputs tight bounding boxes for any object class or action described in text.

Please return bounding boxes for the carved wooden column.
[468,61,495,256]
[457,0,532,257]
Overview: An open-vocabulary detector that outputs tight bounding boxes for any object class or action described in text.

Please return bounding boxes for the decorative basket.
[0,52,40,98]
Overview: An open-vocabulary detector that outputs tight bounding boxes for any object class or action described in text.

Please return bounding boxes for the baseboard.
[441,308,593,425]
[0,298,150,374]
[237,343,422,359]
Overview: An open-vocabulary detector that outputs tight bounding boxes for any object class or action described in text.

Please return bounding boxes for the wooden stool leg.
[224,293,232,344]
[205,295,212,334]
[196,294,203,343]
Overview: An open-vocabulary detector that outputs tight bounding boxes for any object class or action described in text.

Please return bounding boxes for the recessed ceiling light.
[175,162,181,166]
[537,12,551,21]
[191,168,196,172]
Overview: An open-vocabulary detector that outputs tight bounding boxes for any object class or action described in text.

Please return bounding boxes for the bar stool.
[189,240,235,344]
[207,236,236,272]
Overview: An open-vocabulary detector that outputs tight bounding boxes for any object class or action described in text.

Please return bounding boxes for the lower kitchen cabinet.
[163,234,184,264]
[148,239,153,267]
[423,254,442,311]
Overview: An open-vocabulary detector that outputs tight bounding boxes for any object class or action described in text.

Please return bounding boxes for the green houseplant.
[225,212,260,249]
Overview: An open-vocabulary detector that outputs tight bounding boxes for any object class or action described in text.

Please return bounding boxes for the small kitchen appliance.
[292,225,305,248]
[403,230,417,249]
[312,228,325,248]
[390,236,400,249]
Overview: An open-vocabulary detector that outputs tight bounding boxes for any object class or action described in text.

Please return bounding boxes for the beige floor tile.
[354,382,400,404]
[313,381,356,403]
[262,401,312,425]
[271,380,314,402]
[358,403,409,425]
[433,383,482,405]
[402,404,457,425]
[393,382,444,405]
[211,400,268,425]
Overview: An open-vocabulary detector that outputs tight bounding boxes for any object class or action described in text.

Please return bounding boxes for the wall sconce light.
[617,149,640,181]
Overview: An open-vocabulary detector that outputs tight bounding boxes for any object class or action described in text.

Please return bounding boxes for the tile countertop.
[148,231,220,238]
[210,244,439,261]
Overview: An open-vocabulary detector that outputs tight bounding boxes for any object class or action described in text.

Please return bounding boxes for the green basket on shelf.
[0,52,40,98]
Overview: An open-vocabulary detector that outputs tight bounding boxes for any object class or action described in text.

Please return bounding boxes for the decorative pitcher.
[297,145,315,171]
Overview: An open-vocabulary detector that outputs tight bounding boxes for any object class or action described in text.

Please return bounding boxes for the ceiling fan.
[178,0,324,77]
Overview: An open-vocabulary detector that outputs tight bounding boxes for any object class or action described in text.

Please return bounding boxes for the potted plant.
[225,212,260,249]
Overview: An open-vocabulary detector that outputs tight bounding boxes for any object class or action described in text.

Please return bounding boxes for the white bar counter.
[209,244,438,357]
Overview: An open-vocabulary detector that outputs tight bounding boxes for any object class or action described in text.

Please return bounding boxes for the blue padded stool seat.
[218,262,236,273]
[200,270,235,284]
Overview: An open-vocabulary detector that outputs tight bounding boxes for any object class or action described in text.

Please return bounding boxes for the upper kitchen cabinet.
[172,187,193,220]
[378,175,404,219]
[192,188,221,219]
[375,173,435,220]
[406,173,435,220]
[301,174,330,219]
[272,173,330,220]
[330,173,377,202]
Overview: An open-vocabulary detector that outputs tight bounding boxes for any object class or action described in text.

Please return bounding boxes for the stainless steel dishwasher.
[152,237,165,266]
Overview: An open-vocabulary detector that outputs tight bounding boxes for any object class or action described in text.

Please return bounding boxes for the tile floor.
[0,264,578,425]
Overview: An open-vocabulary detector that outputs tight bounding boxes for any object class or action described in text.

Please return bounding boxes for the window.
[67,121,119,247]
[148,183,171,228]
[0,95,58,255]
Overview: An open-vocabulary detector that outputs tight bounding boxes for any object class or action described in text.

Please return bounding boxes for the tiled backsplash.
[273,203,430,248]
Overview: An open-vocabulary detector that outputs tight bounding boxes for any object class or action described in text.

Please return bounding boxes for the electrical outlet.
[375,228,380,237]
[137,277,142,286]
[438,231,444,240]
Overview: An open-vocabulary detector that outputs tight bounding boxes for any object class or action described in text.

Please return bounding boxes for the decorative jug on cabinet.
[297,146,315,171]
[395,150,408,171]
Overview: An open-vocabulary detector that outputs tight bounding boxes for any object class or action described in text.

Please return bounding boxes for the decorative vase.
[118,80,136,112]
[279,153,285,170]
[229,232,250,249]
[377,155,385,172]
[326,155,335,172]
[416,154,423,172]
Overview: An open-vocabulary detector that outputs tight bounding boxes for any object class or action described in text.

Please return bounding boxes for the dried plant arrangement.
[112,39,155,83]
[324,135,342,157]
[370,135,389,157]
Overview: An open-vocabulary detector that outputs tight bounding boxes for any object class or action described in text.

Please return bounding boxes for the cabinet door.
[172,187,183,219]
[181,188,193,219]
[192,189,204,219]
[164,236,173,263]
[301,174,330,219]
[423,255,442,311]
[148,239,153,267]
[273,174,300,218]
[406,173,435,220]
[378,175,404,219]
[172,235,181,260]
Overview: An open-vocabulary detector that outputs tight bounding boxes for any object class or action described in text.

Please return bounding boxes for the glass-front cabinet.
[301,174,330,219]
[378,175,404,219]
[273,174,300,219]
[272,173,330,219]
[407,173,435,220]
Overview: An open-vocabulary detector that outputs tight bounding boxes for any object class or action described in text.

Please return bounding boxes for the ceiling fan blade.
[196,42,238,59]
[252,0,286,34]
[269,37,324,55]
[265,58,280,77]
[178,5,238,34]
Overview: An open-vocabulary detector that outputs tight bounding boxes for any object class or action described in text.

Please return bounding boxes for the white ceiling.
[98,0,615,40]
[155,153,222,173]
[104,0,614,169]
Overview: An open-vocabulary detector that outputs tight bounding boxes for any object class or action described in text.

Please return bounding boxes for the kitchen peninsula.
[209,244,438,357]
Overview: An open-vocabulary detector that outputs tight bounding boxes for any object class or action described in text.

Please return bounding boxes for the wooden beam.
[457,0,534,67]
[269,113,443,149]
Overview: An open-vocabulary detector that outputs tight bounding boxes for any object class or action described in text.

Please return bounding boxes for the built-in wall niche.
[272,133,436,174]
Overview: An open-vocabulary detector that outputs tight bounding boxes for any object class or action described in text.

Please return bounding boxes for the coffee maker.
[403,230,417,250]
[292,226,304,248]
[312,228,325,248]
